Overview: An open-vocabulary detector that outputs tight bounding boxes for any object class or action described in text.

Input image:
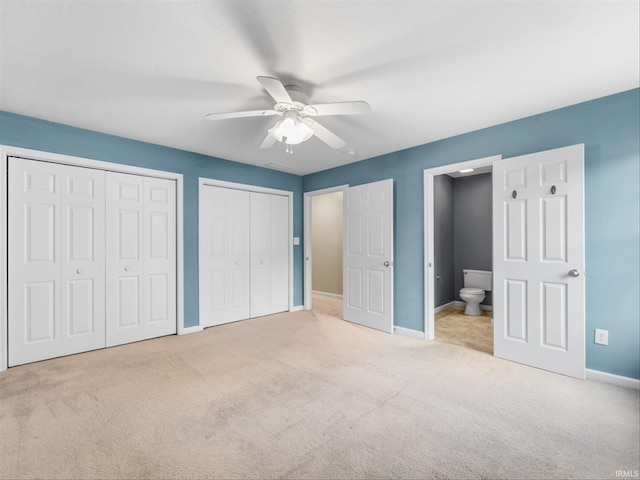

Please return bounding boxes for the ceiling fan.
[205,76,370,153]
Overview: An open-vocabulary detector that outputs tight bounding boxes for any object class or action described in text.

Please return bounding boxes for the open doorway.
[433,169,493,355]
[303,186,347,317]
[424,155,500,355]
[426,147,586,378]
[305,180,395,333]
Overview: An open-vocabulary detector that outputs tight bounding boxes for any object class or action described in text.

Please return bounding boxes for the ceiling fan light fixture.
[268,111,314,145]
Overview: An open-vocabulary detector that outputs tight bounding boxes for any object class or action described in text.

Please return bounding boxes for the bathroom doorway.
[424,155,500,355]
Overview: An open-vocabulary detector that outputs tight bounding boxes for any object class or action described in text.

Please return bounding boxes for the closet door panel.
[143,177,177,338]
[199,186,250,327]
[250,192,289,318]
[270,194,289,314]
[250,192,272,318]
[8,158,105,366]
[8,161,61,366]
[60,165,106,355]
[106,173,177,346]
[226,189,251,320]
[106,173,144,347]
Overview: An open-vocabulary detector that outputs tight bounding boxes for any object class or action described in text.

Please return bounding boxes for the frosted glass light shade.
[268,112,314,145]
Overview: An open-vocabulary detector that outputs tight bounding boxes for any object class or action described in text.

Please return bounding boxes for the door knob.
[383,261,390,267]
[124,266,131,272]
[76,269,84,275]
[568,269,580,277]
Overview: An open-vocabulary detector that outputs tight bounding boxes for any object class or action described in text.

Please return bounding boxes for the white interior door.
[199,186,250,327]
[493,144,585,379]
[343,179,394,333]
[250,192,289,318]
[8,158,106,366]
[106,172,176,346]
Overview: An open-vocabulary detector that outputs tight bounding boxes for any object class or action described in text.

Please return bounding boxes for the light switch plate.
[594,328,609,345]
[293,237,300,245]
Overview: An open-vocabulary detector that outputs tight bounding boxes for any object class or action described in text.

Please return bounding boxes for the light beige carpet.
[311,292,343,318]
[1,309,638,479]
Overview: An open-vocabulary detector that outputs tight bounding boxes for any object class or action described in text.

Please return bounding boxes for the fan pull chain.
[284,139,293,155]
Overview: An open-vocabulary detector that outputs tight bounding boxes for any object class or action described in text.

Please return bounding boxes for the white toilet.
[459,269,492,316]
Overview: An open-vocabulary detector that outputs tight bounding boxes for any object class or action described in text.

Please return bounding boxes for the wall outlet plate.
[594,328,609,345]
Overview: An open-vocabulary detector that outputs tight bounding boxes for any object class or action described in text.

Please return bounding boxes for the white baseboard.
[586,369,640,390]
[179,325,203,335]
[312,290,343,299]
[290,305,304,312]
[394,326,425,339]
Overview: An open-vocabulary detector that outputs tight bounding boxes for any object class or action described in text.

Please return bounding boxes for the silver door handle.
[384,261,390,267]
[76,269,84,275]
[568,269,580,277]
[125,266,131,272]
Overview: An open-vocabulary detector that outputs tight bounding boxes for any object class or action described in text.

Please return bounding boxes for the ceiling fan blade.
[257,76,293,104]
[302,118,346,149]
[259,134,276,149]
[206,109,277,120]
[305,101,370,116]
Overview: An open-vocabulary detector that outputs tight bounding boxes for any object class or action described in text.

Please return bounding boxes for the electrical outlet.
[594,329,609,346]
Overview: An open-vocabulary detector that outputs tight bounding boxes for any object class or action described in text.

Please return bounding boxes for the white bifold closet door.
[199,186,289,326]
[106,172,177,347]
[8,158,177,366]
[8,158,106,366]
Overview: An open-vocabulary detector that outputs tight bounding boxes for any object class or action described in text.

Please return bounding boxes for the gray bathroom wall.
[453,173,493,305]
[434,175,455,307]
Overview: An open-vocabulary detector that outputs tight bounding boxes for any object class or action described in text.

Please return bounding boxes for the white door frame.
[423,155,501,340]
[0,145,185,372]
[303,185,349,310]
[198,178,295,314]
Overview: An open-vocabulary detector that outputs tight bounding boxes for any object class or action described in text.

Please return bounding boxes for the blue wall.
[0,111,305,328]
[2,89,638,379]
[303,89,640,380]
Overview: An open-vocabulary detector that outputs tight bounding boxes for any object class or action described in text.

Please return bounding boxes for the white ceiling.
[1,1,638,175]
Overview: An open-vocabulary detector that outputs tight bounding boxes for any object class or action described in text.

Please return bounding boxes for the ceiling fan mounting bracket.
[283,84,309,104]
